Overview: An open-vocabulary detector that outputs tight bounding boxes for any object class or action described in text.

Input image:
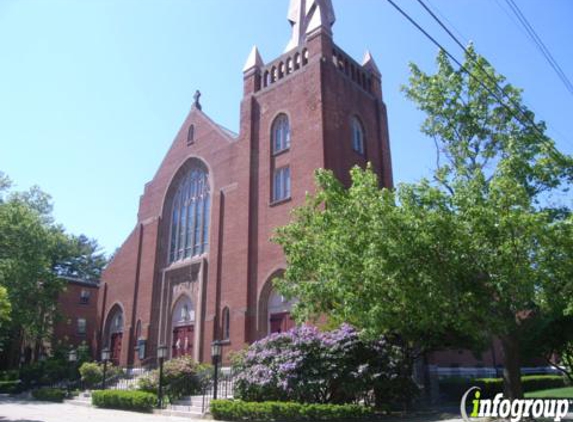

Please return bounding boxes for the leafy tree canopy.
[0,172,108,363]
[274,46,573,399]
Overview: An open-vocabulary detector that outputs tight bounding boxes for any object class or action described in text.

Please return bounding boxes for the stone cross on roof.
[193,90,202,111]
[285,0,336,52]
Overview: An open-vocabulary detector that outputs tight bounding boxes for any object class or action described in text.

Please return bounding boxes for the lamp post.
[67,349,77,392]
[211,340,222,400]
[157,345,168,409]
[101,348,111,390]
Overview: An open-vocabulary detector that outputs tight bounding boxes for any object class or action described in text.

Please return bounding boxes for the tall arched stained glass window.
[169,165,210,263]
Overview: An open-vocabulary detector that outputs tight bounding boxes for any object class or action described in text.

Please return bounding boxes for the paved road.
[0,395,202,422]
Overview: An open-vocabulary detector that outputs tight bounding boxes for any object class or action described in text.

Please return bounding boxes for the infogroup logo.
[461,387,570,422]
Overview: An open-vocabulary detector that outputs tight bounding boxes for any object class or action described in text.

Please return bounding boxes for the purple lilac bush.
[233,324,418,408]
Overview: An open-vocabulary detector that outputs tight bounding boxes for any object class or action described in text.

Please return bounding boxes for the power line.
[417,0,573,151]
[383,0,570,162]
[424,0,469,47]
[414,0,573,151]
[415,0,466,52]
[503,0,573,97]
[493,0,535,49]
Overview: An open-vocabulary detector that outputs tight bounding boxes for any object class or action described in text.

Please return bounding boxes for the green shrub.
[137,373,157,394]
[78,361,122,388]
[137,356,211,401]
[439,377,472,400]
[479,375,566,396]
[210,400,374,421]
[440,375,566,400]
[0,370,19,381]
[31,388,67,402]
[20,356,75,388]
[0,380,23,394]
[79,362,102,388]
[92,390,157,412]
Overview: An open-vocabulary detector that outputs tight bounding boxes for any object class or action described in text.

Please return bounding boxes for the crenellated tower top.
[285,0,336,52]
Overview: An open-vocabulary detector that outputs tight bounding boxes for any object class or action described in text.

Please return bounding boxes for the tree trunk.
[501,333,523,399]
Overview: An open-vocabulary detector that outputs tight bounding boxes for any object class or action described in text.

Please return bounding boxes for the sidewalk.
[0,395,202,422]
[1,395,570,422]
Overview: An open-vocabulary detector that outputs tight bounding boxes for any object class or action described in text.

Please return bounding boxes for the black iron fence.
[43,361,157,392]
[41,360,237,415]
[201,370,235,414]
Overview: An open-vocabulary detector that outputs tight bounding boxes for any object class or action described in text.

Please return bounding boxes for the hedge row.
[210,400,374,421]
[440,375,566,400]
[31,388,67,402]
[0,370,19,382]
[92,390,157,413]
[0,380,24,394]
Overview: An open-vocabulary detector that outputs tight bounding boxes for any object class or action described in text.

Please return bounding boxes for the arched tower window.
[272,114,290,154]
[169,165,211,263]
[222,307,230,341]
[351,117,365,156]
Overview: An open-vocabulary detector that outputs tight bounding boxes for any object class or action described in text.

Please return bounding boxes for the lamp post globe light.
[157,345,168,409]
[211,340,222,400]
[101,348,111,390]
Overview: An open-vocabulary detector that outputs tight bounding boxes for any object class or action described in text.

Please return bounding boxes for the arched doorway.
[171,296,195,358]
[105,306,124,365]
[268,289,296,335]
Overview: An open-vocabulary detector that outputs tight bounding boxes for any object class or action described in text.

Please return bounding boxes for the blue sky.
[1,0,572,255]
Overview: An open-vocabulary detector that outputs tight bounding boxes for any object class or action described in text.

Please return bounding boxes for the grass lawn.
[525,387,573,399]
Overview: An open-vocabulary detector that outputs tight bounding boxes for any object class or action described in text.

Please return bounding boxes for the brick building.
[97,0,393,367]
[54,277,99,353]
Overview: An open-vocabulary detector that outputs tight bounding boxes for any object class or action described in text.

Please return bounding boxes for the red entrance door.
[172,325,194,358]
[110,333,123,365]
[270,312,295,334]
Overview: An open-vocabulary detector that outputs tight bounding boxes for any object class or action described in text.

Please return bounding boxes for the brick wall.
[98,28,391,366]
[54,281,99,357]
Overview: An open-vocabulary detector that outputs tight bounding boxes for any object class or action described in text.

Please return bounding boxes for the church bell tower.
[237,0,393,343]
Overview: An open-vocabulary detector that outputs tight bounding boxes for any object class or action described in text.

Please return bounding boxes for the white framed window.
[80,289,90,304]
[271,114,290,154]
[77,318,87,335]
[273,167,291,202]
[351,117,365,155]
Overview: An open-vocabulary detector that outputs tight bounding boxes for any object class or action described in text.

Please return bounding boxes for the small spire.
[362,50,381,76]
[243,45,264,73]
[285,0,336,52]
[193,90,202,110]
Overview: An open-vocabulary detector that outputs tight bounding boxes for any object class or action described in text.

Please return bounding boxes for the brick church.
[97,0,393,367]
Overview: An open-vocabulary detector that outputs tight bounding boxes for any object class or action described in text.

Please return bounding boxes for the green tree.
[521,314,573,384]
[0,287,11,336]
[274,47,573,399]
[0,173,107,366]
